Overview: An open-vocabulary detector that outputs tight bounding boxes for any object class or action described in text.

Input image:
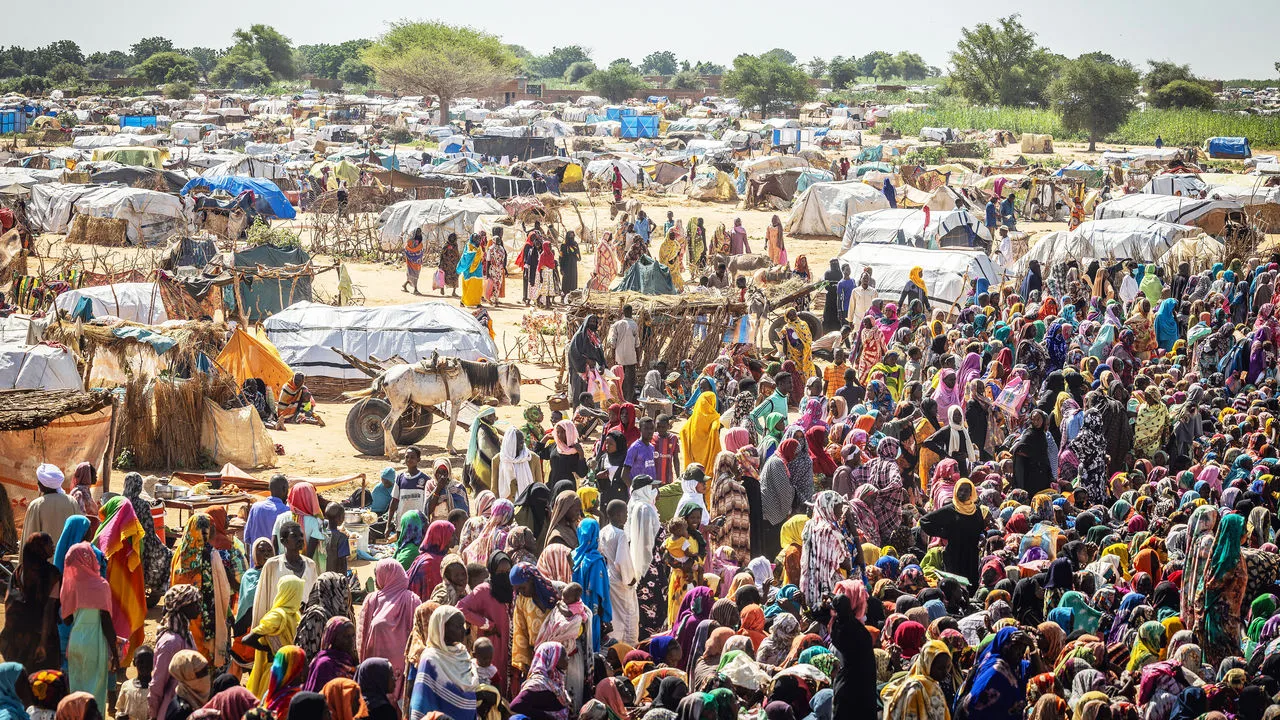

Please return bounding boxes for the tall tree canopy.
[950,14,1059,106]
[722,53,812,115]
[1049,55,1139,151]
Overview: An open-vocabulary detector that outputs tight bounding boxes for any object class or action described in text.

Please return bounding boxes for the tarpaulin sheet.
[1207,137,1251,159]
[838,244,1000,307]
[181,175,297,219]
[620,115,660,139]
[0,344,82,390]
[611,256,676,295]
[225,245,312,321]
[53,282,168,324]
[0,406,113,525]
[786,180,891,237]
[214,327,294,395]
[199,399,278,469]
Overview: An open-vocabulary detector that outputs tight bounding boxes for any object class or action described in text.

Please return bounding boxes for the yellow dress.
[246,575,303,698]
[664,535,699,623]
[659,233,686,291]
[785,319,815,378]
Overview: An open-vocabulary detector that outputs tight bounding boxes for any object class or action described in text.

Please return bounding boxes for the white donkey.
[352,357,522,459]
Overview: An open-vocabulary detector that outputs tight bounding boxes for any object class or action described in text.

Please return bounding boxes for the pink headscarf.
[538,543,573,584]
[554,419,579,455]
[723,427,751,453]
[834,579,868,622]
[60,542,111,617]
[358,559,421,682]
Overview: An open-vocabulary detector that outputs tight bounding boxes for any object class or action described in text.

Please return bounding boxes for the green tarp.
[611,256,675,295]
[223,245,313,321]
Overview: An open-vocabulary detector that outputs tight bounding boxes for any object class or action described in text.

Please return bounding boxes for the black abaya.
[829,594,877,719]
[918,504,986,587]
[1011,428,1053,496]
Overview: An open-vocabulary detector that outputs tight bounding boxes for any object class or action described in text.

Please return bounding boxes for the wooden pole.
[100,395,119,494]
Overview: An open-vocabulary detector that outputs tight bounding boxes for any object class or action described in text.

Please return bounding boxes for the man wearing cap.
[22,463,78,548]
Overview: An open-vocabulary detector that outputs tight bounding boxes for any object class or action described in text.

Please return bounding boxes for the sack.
[585,367,607,406]
[995,376,1029,419]
[431,269,446,290]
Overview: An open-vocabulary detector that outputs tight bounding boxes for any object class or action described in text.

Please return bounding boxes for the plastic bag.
[585,367,607,405]
[995,376,1029,419]
[431,269,446,290]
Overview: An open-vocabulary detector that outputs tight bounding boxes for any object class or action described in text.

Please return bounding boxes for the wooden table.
[162,493,256,528]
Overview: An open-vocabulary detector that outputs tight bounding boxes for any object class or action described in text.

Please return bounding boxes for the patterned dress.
[709,474,751,566]
[636,526,671,637]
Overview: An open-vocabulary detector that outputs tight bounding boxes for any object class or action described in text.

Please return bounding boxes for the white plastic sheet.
[786,180,891,236]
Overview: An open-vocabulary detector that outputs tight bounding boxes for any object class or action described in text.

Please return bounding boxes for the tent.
[262,301,499,381]
[1156,234,1224,271]
[1093,193,1243,230]
[1142,174,1208,197]
[214,326,294,395]
[0,344,82,390]
[838,244,1000,307]
[1206,137,1250,159]
[612,256,676,294]
[841,208,984,252]
[53,282,168,324]
[739,155,811,179]
[1020,134,1054,153]
[199,400,277,469]
[204,156,289,179]
[90,166,190,193]
[28,184,188,245]
[585,158,644,188]
[89,146,169,168]
[224,245,313,321]
[786,180,891,237]
[0,389,113,513]
[378,197,506,252]
[620,115,660,139]
[181,175,297,219]
[1016,218,1202,271]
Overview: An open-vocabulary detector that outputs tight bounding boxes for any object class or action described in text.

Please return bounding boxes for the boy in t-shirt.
[387,447,428,523]
[651,414,681,486]
[324,503,350,574]
[622,416,657,488]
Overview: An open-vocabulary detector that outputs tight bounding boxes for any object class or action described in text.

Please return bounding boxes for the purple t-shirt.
[624,440,657,480]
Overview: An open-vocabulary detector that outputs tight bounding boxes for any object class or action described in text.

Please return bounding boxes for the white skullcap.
[36,463,64,490]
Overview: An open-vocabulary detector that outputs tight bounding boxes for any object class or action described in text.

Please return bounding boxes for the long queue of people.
[5,251,1280,720]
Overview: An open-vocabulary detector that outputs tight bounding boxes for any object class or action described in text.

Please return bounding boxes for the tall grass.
[889,100,1280,148]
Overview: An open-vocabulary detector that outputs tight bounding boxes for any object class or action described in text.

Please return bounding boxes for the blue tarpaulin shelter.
[181,175,297,219]
[1207,137,1251,159]
[119,115,157,128]
[620,115,660,139]
[605,107,639,121]
[0,111,28,134]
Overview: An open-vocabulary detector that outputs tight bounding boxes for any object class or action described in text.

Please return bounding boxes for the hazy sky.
[6,0,1279,79]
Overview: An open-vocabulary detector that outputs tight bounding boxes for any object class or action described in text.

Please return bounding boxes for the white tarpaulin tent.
[739,155,810,178]
[263,301,499,380]
[838,244,999,307]
[841,208,983,252]
[28,183,188,244]
[53,282,168,324]
[786,180,891,237]
[71,133,165,149]
[1016,218,1202,271]
[1141,174,1208,196]
[0,344,82,390]
[585,158,643,187]
[1094,193,1242,226]
[378,197,506,251]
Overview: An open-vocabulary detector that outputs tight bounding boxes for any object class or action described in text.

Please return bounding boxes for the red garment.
[537,240,556,270]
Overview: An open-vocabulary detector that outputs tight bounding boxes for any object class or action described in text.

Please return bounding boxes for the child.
[28,668,70,720]
[652,414,681,486]
[324,503,350,574]
[114,645,152,720]
[573,392,609,441]
[663,518,698,622]
[533,583,593,711]
[471,637,498,686]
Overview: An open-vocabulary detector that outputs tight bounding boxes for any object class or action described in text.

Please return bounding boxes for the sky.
[5,0,1279,79]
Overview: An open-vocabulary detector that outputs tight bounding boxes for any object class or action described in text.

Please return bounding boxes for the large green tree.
[950,14,1059,106]
[641,51,679,75]
[297,40,371,79]
[856,51,892,78]
[564,61,597,83]
[229,24,296,78]
[1049,55,1139,151]
[209,54,274,87]
[362,21,517,122]
[130,36,174,63]
[895,52,929,80]
[722,53,812,115]
[526,46,591,79]
[827,56,860,89]
[1144,60,1196,93]
[184,47,222,78]
[761,48,797,66]
[137,51,198,84]
[1151,79,1216,109]
[584,63,647,102]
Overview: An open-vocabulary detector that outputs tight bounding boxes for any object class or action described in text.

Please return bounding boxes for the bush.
[584,65,646,102]
[15,75,47,95]
[246,221,301,249]
[384,127,413,144]
[164,81,192,99]
[1150,79,1216,110]
[564,61,597,83]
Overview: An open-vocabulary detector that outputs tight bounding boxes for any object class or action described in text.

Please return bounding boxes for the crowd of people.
[7,234,1280,720]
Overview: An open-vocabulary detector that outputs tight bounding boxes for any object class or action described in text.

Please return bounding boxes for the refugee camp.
[3,5,1280,720]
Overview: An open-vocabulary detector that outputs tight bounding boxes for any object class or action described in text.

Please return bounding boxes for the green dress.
[67,607,109,709]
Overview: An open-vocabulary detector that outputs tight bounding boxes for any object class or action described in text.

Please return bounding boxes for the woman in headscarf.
[358,560,421,700]
[91,497,145,667]
[320,678,360,720]
[821,260,844,334]
[163,650,210,720]
[680,393,722,473]
[259,646,306,720]
[170,513,234,668]
[0,532,61,670]
[150,585,200,720]
[759,440,799,560]
[852,317,885,384]
[880,640,951,720]
[60,543,116,709]
[572,518,612,652]
[119,472,171,600]
[456,234,485,308]
[544,490,583,550]
[408,520,458,600]
[409,606,478,720]
[800,492,851,608]
[1071,409,1110,506]
[1192,513,1247,666]
[631,476,670,638]
[458,551,513,696]
[292,572,352,671]
[954,627,1031,720]
[509,562,560,678]
[67,464,99,537]
[463,500,516,566]
[766,215,787,266]
[1012,409,1055,495]
[919,479,986,588]
[511,642,571,720]
[245,576,304,699]
[689,627,733,692]
[709,450,751,566]
[497,427,535,502]
[757,613,801,667]
[303,617,358,693]
[924,405,978,476]
[1132,389,1169,459]
[465,407,502,494]
[355,658,398,720]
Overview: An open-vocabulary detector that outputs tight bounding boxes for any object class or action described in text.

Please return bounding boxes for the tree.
[137,51,197,84]
[896,52,929,80]
[806,57,828,79]
[164,81,192,99]
[48,61,86,84]
[950,14,1059,106]
[856,51,892,78]
[873,55,903,79]
[691,61,726,75]
[526,46,591,79]
[1145,60,1196,93]
[761,48,797,66]
[15,75,47,95]
[362,21,517,122]
[184,47,222,78]
[722,53,812,114]
[584,64,647,102]
[297,40,371,79]
[1151,79,1216,109]
[564,61,597,83]
[229,24,295,78]
[609,58,638,74]
[671,69,705,91]
[130,36,174,63]
[827,56,860,89]
[210,54,274,87]
[87,50,132,70]
[25,41,83,75]
[1049,55,1139,151]
[641,51,679,75]
[338,58,372,84]
[0,59,21,79]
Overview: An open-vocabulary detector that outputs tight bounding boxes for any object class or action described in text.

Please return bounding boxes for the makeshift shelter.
[1016,218,1202,271]
[686,169,738,202]
[1142,174,1208,197]
[54,282,168,324]
[378,197,506,254]
[620,115,660,139]
[181,175,297,219]
[89,146,169,168]
[262,301,499,398]
[29,184,188,245]
[1207,137,1251,159]
[612,257,676,294]
[786,180,891,237]
[90,167,190,193]
[838,244,1000,307]
[0,344,82,390]
[1093,193,1244,233]
[0,389,114,518]
[213,326,294,395]
[1019,134,1054,153]
[199,400,277,469]
[1156,234,1224,272]
[841,208,983,252]
[585,159,644,188]
[224,245,314,322]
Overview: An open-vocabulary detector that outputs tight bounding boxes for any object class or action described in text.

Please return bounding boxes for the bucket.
[347,523,370,553]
